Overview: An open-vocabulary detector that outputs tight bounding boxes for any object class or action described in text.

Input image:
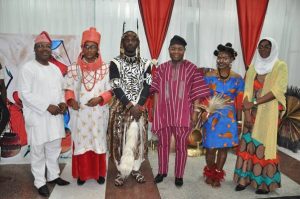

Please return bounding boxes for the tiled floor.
[0,147,300,199]
[150,150,300,199]
[0,164,64,199]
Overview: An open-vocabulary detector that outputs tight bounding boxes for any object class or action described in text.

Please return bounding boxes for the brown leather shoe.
[48,177,70,186]
[38,185,49,197]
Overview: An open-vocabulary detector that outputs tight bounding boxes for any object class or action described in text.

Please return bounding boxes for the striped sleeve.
[190,68,210,101]
[150,65,161,94]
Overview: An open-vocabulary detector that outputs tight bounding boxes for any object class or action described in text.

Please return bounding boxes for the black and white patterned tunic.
[109,55,152,105]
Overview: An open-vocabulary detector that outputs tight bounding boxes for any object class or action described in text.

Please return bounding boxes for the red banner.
[138,0,174,60]
[236,0,269,68]
[139,0,174,122]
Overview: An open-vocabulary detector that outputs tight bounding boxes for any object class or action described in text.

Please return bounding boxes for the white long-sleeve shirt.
[18,60,65,145]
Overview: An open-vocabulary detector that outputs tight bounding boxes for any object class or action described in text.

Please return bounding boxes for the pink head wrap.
[34,31,51,44]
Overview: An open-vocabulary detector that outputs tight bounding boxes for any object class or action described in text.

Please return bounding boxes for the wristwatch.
[253,99,258,106]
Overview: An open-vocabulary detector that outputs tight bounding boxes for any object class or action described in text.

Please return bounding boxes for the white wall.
[0,0,299,86]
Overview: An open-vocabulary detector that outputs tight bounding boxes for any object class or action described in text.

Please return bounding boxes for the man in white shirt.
[18,31,70,197]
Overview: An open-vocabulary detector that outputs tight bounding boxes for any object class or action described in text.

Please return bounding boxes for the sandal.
[131,170,145,183]
[114,173,125,186]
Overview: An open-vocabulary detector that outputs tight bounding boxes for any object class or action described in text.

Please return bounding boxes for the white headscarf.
[254,37,279,75]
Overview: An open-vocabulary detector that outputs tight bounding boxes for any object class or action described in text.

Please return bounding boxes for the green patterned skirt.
[234,132,281,191]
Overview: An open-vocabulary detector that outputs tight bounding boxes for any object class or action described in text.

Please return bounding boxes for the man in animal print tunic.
[109,30,152,186]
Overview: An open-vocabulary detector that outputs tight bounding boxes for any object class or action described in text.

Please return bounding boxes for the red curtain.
[139,0,174,122]
[138,0,174,61]
[236,0,269,68]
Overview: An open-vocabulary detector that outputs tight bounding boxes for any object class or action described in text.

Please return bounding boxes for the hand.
[243,96,254,110]
[200,111,209,123]
[130,105,142,121]
[58,102,67,114]
[47,104,61,115]
[237,123,242,136]
[68,99,80,110]
[191,111,199,128]
[244,120,253,129]
[243,101,254,111]
[85,96,103,107]
[243,111,253,129]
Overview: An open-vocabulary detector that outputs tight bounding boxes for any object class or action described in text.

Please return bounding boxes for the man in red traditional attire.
[151,35,210,186]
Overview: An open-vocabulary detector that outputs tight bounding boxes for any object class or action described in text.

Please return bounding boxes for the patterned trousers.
[155,126,190,178]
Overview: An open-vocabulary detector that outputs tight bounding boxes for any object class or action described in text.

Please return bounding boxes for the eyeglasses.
[83,45,98,50]
[257,45,271,50]
[35,44,51,49]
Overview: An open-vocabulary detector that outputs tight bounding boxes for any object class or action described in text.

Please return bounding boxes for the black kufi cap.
[170,35,187,47]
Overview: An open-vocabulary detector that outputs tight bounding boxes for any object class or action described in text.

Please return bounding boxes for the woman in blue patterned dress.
[202,43,244,187]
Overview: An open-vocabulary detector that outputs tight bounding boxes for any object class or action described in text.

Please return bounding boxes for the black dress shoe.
[235,184,248,191]
[175,178,183,187]
[77,178,86,186]
[38,185,50,197]
[97,177,105,184]
[154,174,167,183]
[255,189,269,194]
[48,177,70,186]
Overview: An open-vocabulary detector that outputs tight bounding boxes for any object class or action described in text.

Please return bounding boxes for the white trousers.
[30,138,62,188]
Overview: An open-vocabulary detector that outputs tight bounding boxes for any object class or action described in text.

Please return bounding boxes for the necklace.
[124,55,137,63]
[217,68,230,81]
[81,68,97,92]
